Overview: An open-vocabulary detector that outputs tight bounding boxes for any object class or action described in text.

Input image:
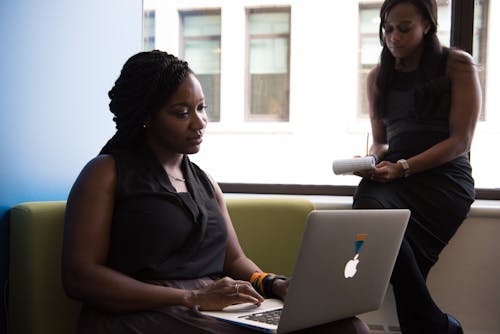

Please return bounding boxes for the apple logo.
[344,253,360,278]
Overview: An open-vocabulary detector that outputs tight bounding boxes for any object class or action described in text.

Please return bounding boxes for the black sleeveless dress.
[77,147,260,334]
[353,66,475,266]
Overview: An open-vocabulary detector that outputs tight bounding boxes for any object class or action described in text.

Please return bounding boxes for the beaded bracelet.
[250,272,287,298]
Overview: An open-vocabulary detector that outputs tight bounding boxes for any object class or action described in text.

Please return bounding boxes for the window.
[179,10,221,122]
[143,10,155,51]
[143,0,500,196]
[246,8,290,122]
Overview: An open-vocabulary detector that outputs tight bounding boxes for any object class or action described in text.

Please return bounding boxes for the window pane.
[250,38,288,74]
[251,73,289,120]
[184,40,220,74]
[197,74,220,123]
[359,7,380,34]
[247,9,290,121]
[249,12,289,35]
[184,15,221,37]
[180,11,221,122]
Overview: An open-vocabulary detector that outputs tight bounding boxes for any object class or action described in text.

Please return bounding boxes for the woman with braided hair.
[352,0,481,333]
[62,50,369,334]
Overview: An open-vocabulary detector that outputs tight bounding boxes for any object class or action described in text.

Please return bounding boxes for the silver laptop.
[201,209,410,333]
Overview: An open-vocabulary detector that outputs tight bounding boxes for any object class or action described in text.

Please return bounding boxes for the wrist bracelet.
[397,159,410,177]
[250,272,287,297]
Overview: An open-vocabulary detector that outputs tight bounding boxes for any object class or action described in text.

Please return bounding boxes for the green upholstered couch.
[8,197,314,334]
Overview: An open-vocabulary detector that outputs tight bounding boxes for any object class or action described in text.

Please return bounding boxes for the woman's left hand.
[366,161,404,183]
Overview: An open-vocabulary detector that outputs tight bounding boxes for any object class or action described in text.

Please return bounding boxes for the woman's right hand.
[186,276,264,311]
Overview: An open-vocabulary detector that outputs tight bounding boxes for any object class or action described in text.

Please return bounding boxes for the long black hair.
[374,0,445,118]
[100,50,192,154]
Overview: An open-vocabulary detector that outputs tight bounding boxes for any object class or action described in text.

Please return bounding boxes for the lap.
[78,278,369,334]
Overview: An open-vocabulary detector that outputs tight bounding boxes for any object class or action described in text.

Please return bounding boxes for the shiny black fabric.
[106,147,227,280]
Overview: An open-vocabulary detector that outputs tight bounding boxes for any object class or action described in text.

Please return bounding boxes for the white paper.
[332,156,376,175]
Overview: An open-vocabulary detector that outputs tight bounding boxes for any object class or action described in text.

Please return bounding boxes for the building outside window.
[179,10,221,122]
[246,8,290,122]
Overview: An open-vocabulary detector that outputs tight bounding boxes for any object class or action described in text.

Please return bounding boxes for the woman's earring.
[142,123,147,129]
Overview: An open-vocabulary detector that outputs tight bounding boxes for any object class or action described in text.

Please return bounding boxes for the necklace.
[168,174,186,182]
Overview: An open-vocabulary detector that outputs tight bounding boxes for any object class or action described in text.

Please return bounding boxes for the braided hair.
[100,50,192,154]
[374,0,443,119]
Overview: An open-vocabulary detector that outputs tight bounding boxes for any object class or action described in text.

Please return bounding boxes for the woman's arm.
[63,156,263,312]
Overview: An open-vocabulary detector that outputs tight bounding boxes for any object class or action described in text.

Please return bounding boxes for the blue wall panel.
[0,0,142,331]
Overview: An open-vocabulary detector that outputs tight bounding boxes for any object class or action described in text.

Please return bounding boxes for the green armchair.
[8,197,314,334]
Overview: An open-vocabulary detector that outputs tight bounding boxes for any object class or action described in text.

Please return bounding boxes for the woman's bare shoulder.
[446,48,476,74]
[72,155,116,190]
[82,154,115,174]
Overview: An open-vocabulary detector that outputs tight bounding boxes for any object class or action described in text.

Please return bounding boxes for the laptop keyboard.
[239,309,282,325]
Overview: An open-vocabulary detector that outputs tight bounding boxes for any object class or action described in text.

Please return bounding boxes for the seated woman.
[62,50,370,334]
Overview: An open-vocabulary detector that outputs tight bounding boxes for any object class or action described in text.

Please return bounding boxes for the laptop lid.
[201,209,410,333]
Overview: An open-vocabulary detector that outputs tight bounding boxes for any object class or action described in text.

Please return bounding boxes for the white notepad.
[332,156,376,175]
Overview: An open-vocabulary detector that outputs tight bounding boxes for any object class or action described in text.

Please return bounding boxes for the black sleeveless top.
[381,50,474,195]
[105,147,227,280]
[383,58,452,161]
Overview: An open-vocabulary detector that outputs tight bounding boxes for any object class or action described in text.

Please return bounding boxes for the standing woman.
[352,0,481,334]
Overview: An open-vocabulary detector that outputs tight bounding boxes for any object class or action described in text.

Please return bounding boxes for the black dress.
[77,147,259,334]
[353,59,475,333]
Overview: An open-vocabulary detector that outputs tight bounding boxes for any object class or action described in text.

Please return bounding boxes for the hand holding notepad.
[332,156,376,175]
